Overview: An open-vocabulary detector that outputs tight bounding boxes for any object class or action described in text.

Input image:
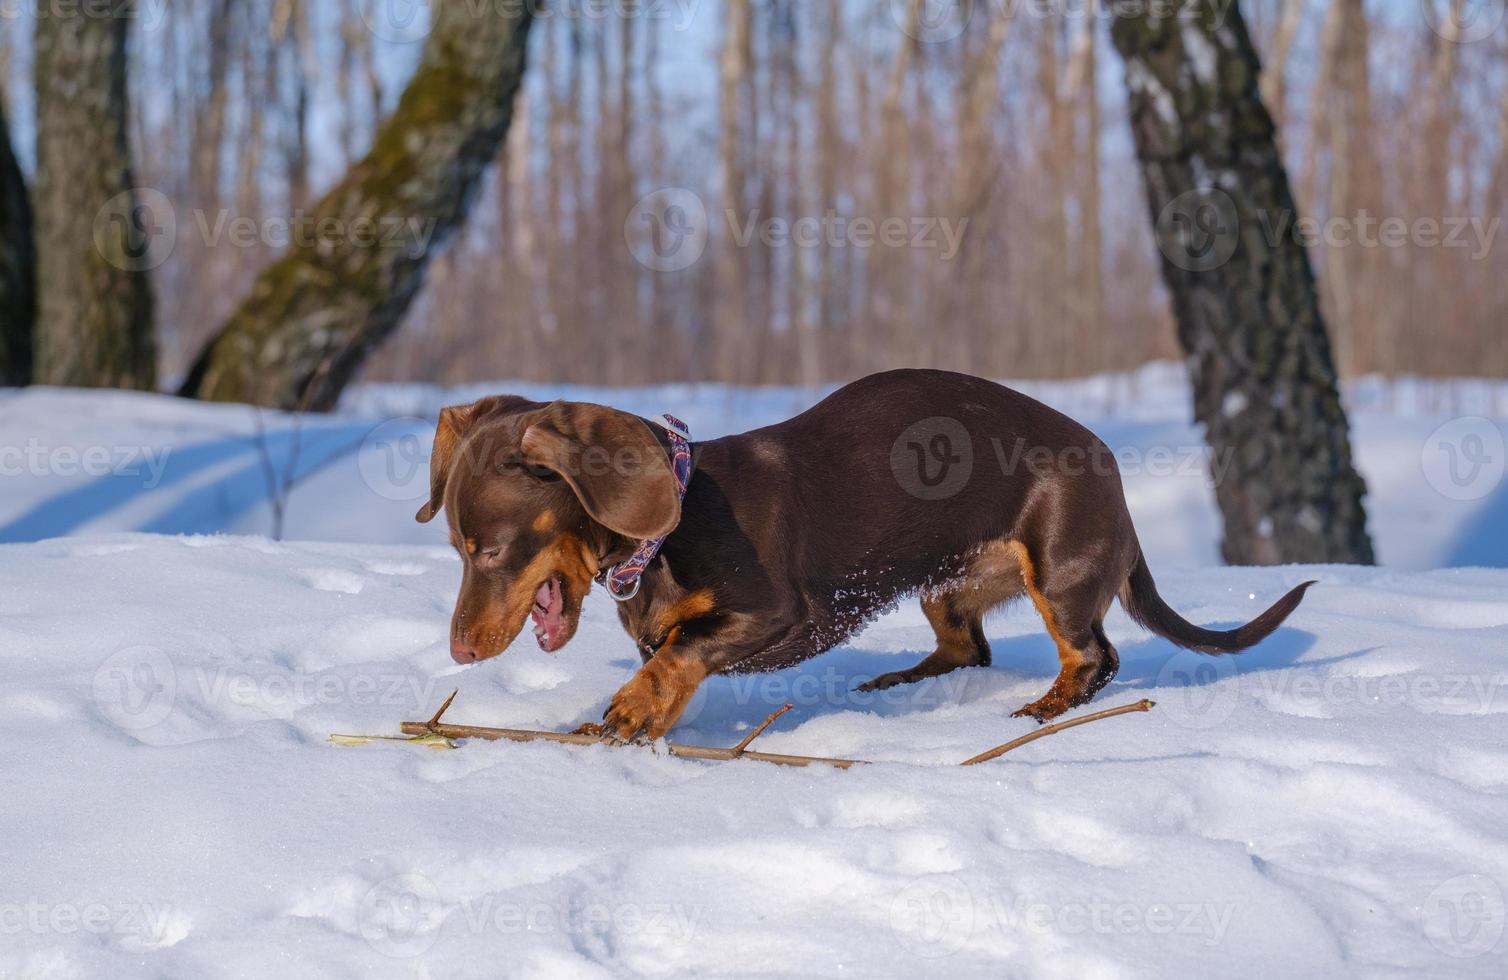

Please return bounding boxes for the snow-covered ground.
[2,365,1506,977]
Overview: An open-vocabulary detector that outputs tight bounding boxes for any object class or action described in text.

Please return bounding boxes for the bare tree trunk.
[1065,11,1104,361]
[816,0,842,346]
[1036,16,1070,375]
[1260,0,1304,125]
[33,7,156,389]
[180,0,536,409]
[1110,0,1375,565]
[0,97,33,386]
[716,0,752,382]
[1318,0,1376,375]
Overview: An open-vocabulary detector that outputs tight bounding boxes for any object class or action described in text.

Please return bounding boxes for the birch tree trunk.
[1109,0,1375,565]
[0,99,32,387]
[33,8,156,389]
[180,0,535,409]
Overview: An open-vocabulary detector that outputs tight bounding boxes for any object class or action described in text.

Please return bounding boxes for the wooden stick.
[731,703,793,756]
[399,718,863,769]
[425,688,459,728]
[958,698,1156,766]
[395,693,1155,770]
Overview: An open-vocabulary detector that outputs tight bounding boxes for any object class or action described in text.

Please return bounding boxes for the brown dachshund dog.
[418,369,1312,740]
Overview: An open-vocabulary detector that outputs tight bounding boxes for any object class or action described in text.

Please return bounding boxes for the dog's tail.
[1119,549,1314,654]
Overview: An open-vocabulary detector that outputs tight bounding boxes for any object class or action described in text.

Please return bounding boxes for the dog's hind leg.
[855,543,1025,692]
[1008,541,1121,723]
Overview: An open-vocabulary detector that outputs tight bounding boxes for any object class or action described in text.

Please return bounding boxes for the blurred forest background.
[1,0,1503,389]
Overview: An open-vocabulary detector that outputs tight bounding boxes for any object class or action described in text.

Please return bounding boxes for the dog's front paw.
[600,654,707,743]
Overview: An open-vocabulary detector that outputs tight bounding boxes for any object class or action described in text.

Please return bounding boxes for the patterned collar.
[597,413,693,602]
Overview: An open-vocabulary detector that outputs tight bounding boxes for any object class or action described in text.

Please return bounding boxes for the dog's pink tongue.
[530,578,565,651]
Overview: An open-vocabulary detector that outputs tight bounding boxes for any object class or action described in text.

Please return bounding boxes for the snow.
[2,365,1506,977]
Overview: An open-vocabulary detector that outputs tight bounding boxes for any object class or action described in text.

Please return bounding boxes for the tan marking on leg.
[601,628,709,741]
[1007,540,1100,722]
[653,589,717,641]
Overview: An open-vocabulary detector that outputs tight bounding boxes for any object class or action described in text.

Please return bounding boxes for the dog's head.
[416,397,682,663]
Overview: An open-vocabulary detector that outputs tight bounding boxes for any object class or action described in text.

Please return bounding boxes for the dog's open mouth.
[530,575,567,652]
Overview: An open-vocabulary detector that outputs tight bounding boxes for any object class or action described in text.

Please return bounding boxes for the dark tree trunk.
[1109,0,1375,565]
[33,9,156,389]
[180,0,536,410]
[0,98,34,387]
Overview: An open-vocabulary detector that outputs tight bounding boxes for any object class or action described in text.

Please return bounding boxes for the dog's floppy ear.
[415,402,480,523]
[520,403,681,540]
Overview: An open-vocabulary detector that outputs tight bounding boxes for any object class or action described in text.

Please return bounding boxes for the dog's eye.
[480,546,503,560]
[495,456,560,482]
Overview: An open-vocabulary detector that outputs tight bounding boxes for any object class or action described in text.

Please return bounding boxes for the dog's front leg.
[597,634,708,742]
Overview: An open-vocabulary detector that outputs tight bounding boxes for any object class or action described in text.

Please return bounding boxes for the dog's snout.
[450,638,479,664]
